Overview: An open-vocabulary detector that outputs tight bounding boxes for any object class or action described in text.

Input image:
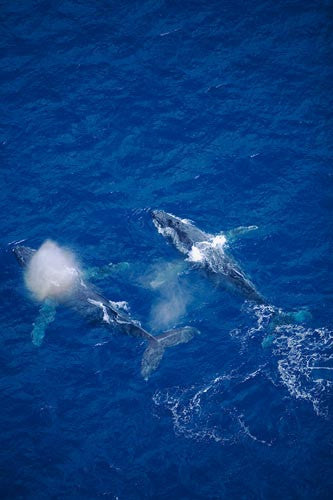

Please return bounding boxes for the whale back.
[12,245,36,267]
[152,210,208,253]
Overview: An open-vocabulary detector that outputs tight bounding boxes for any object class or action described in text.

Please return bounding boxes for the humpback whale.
[151,211,311,328]
[12,241,198,380]
[151,210,264,304]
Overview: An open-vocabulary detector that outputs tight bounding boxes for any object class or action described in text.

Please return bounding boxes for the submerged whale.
[12,242,198,380]
[151,210,264,304]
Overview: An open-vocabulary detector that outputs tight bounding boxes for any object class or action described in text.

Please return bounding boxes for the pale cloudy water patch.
[140,260,192,331]
[24,240,81,302]
[149,287,190,331]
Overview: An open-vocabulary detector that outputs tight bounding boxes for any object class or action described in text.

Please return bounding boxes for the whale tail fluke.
[270,308,312,331]
[141,326,199,380]
[262,307,313,348]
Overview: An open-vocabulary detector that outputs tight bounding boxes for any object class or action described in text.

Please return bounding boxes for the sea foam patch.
[153,368,276,445]
[187,234,227,264]
[24,240,80,301]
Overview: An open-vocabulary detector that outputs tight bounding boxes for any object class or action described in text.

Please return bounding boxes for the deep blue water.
[1,0,333,498]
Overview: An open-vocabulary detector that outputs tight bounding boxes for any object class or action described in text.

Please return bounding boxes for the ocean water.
[1,0,332,498]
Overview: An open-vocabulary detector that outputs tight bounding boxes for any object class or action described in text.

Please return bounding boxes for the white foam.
[153,370,274,445]
[187,233,227,264]
[273,325,333,415]
[187,245,204,262]
[24,240,80,302]
[236,414,272,446]
[232,303,333,416]
[109,300,130,313]
[88,298,112,324]
[211,234,227,248]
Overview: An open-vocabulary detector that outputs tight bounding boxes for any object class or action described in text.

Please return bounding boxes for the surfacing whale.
[12,243,198,380]
[151,210,264,304]
[151,210,312,328]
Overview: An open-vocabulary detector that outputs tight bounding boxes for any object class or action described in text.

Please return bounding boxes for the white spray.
[24,240,80,302]
[150,284,190,331]
[140,260,192,331]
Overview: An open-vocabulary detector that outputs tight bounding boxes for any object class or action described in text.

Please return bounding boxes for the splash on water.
[186,234,227,264]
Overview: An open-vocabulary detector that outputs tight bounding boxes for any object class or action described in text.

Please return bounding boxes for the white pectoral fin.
[226,225,258,241]
[31,299,57,346]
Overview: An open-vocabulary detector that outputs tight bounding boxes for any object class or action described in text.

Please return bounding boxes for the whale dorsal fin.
[31,299,57,346]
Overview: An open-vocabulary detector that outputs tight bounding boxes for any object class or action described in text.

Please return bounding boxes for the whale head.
[151,210,208,254]
[12,245,36,267]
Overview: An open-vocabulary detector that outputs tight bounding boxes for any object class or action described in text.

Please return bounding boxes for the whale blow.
[24,240,80,301]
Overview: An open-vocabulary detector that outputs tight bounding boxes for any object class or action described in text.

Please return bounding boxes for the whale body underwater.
[12,243,198,380]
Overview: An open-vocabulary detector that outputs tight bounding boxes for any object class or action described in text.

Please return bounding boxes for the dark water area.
[1,1,332,498]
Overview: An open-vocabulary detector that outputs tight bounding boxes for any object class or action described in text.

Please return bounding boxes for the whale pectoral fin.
[31,299,57,346]
[84,262,131,281]
[226,225,258,242]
